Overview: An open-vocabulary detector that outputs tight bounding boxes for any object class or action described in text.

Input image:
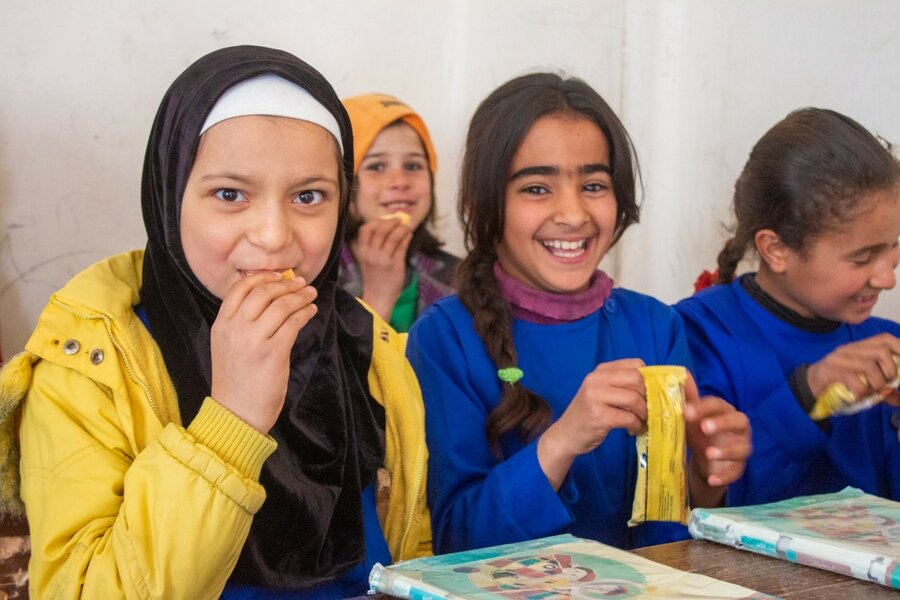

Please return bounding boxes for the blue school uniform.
[406,289,693,554]
[675,276,900,506]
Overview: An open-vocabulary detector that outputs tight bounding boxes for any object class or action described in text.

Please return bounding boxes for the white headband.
[200,73,343,153]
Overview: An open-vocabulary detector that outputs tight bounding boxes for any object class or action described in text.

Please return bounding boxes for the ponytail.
[715,234,748,284]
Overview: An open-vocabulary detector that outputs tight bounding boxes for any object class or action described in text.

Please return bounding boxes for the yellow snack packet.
[629,365,690,526]
[809,354,900,420]
[379,211,411,226]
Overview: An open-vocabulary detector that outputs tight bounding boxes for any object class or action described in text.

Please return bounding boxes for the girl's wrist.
[536,423,579,490]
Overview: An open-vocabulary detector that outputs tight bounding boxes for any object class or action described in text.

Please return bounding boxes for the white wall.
[1,0,898,358]
[617,1,900,310]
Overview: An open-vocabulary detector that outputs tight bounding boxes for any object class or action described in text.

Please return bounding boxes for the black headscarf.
[139,45,385,589]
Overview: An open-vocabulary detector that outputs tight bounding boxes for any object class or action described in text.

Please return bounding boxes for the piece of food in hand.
[809,354,900,419]
[280,268,296,280]
[629,365,689,527]
[379,211,411,227]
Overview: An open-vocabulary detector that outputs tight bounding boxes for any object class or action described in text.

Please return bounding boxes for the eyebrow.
[509,163,611,181]
[362,151,428,160]
[198,172,338,187]
[845,242,890,257]
[199,172,256,185]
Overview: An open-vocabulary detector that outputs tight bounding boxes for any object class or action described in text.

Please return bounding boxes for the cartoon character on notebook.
[438,553,645,599]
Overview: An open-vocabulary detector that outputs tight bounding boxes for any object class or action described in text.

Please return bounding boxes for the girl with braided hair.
[406,72,750,554]
[676,108,900,506]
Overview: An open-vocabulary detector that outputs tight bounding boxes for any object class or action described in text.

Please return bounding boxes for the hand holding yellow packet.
[629,365,690,526]
[809,354,900,420]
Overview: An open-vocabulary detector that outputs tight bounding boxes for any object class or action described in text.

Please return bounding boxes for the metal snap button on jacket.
[90,349,105,365]
[63,339,80,355]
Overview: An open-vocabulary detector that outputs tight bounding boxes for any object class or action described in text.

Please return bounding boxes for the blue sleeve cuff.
[496,439,575,539]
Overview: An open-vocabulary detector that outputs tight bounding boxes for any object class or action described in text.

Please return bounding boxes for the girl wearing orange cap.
[340,94,458,332]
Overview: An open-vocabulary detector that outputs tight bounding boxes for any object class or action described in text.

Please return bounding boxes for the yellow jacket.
[0,250,430,599]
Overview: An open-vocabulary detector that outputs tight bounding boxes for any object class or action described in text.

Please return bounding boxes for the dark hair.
[456,72,641,456]
[344,120,444,257]
[717,108,900,283]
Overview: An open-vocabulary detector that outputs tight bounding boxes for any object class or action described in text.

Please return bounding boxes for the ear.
[754,229,791,273]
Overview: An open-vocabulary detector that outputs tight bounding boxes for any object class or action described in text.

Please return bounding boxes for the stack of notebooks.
[689,486,899,590]
[368,534,774,599]
[369,487,900,598]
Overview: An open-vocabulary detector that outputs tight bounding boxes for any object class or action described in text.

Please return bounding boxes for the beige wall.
[1,0,898,357]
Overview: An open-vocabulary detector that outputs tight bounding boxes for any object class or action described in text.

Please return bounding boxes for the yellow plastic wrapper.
[629,365,690,527]
[809,354,900,420]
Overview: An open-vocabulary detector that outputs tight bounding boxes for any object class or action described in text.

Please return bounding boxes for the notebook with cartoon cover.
[689,487,900,589]
[368,533,774,599]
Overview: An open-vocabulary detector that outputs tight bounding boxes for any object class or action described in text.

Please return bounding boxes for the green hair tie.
[497,367,524,385]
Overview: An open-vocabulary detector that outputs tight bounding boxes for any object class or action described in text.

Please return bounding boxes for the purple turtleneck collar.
[493,262,614,325]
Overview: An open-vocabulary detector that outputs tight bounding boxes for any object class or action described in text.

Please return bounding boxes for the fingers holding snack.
[210,271,317,433]
[807,334,900,418]
[354,215,413,320]
[538,359,647,490]
[359,213,413,257]
[550,359,648,456]
[808,334,900,396]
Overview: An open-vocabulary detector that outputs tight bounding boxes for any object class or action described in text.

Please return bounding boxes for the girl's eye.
[364,162,384,173]
[294,190,324,205]
[404,161,425,171]
[584,182,609,193]
[522,185,549,195]
[853,253,874,266]
[214,188,245,203]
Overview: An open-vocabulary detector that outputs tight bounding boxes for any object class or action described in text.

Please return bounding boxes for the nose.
[552,184,590,228]
[248,201,292,252]
[871,247,899,290]
[387,166,411,190]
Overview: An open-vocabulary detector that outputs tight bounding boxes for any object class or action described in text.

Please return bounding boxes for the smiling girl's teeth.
[542,239,587,257]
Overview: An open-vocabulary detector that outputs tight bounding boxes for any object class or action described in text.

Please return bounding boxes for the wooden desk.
[632,539,897,599]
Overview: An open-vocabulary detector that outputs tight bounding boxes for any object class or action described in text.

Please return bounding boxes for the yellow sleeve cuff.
[186,397,277,481]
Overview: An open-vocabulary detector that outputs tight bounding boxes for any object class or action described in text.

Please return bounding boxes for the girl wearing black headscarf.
[0,46,430,599]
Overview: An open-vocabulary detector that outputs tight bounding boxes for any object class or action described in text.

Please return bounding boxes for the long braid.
[456,251,552,457]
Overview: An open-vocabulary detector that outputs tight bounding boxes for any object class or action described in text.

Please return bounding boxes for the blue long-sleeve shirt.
[407,289,694,554]
[675,276,900,506]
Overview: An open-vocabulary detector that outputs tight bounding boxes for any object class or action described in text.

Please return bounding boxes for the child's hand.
[683,373,751,506]
[538,359,647,489]
[209,272,318,434]
[353,217,413,320]
[806,333,900,402]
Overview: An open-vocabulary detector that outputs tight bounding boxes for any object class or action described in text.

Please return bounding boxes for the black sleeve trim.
[789,364,831,433]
